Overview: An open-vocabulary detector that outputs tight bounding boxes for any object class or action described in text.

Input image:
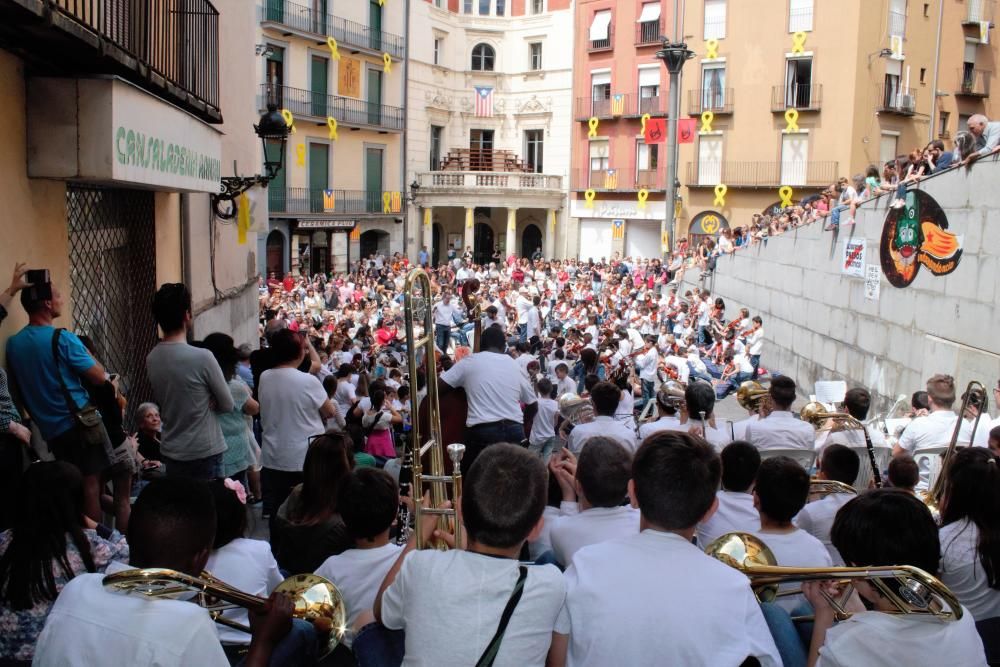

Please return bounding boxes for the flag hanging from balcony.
[677,118,696,144]
[474,87,494,117]
[611,219,625,240]
[604,169,619,189]
[980,21,990,44]
[644,117,667,144]
[323,189,336,212]
[611,94,625,116]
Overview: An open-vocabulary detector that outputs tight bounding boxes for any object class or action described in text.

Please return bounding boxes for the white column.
[421,206,433,264]
[464,207,474,255]
[506,208,518,259]
[545,208,556,259]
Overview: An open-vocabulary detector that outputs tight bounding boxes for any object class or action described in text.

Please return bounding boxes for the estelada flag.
[644,118,667,144]
[677,118,696,144]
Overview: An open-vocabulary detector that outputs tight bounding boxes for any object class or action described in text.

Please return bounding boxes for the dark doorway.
[432,223,443,267]
[521,223,542,259]
[266,230,285,275]
[360,229,390,260]
[474,222,494,265]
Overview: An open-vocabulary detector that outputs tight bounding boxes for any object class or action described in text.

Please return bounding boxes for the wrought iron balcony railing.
[259,0,404,58]
[688,89,735,115]
[572,168,666,191]
[269,188,400,215]
[684,161,839,188]
[877,85,917,116]
[770,84,823,112]
[260,84,404,131]
[574,93,668,120]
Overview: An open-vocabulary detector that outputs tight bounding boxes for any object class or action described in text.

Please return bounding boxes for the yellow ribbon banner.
[465,208,473,229]
[588,117,599,138]
[424,208,432,227]
[705,38,719,59]
[296,144,305,166]
[792,31,807,54]
[637,189,649,210]
[713,184,727,207]
[281,109,296,134]
[641,113,651,135]
[327,37,341,61]
[784,108,799,133]
[779,186,795,208]
[327,117,338,141]
[661,231,670,253]
[383,53,392,73]
[383,192,392,213]
[237,192,250,245]
[584,189,596,209]
[700,111,714,133]
[550,209,557,228]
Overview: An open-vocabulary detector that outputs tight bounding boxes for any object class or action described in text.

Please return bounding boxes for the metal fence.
[270,188,396,215]
[261,84,404,131]
[67,185,158,430]
[259,0,405,58]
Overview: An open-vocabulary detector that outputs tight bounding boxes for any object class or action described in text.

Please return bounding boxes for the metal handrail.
[258,0,405,58]
[260,84,404,131]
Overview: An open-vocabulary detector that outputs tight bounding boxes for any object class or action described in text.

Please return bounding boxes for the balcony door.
[311,55,328,117]
[369,0,383,51]
[367,68,383,126]
[470,129,494,171]
[780,134,808,186]
[785,57,813,108]
[366,147,384,213]
[266,46,284,107]
[265,139,286,213]
[309,143,330,213]
[265,0,284,23]
[701,64,725,112]
[524,129,544,173]
[312,0,328,35]
[591,72,611,116]
[697,135,722,186]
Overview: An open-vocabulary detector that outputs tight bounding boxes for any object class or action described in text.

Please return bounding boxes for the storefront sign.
[297,220,356,229]
[841,238,866,278]
[570,199,666,220]
[28,77,222,193]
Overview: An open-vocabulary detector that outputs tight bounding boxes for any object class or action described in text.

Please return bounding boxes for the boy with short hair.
[697,440,762,547]
[529,377,560,461]
[567,381,637,454]
[794,444,860,565]
[548,432,780,667]
[554,363,576,398]
[375,444,565,666]
[887,454,920,493]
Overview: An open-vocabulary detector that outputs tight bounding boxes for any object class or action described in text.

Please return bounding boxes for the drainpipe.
[929,0,944,141]
[401,0,411,260]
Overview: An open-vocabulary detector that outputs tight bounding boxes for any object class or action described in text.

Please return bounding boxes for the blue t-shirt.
[6,325,97,440]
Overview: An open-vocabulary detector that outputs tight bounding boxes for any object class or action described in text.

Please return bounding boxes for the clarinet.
[861,423,883,488]
[395,439,414,545]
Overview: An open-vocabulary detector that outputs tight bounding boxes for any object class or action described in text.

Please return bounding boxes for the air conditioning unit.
[901,94,916,113]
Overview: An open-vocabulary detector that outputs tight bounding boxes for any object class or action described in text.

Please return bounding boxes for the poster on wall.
[879,190,963,288]
[865,265,881,302]
[338,56,361,98]
[841,238,866,278]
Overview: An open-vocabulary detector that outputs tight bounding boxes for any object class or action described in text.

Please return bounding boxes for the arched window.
[471,43,496,71]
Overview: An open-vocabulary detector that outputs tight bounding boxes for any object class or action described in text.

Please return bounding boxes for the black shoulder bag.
[475,566,529,667]
[51,328,108,448]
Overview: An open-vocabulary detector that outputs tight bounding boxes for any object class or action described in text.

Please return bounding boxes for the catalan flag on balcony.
[350,226,361,241]
[611,94,625,116]
[603,169,619,189]
[391,191,402,213]
[612,219,625,240]
[323,189,336,211]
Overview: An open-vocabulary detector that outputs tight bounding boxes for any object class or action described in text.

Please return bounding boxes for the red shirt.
[376,327,396,346]
[282,276,295,292]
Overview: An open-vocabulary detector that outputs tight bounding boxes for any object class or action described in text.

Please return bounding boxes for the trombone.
[808,479,858,502]
[403,268,465,550]
[706,532,963,623]
[103,569,346,657]
[801,401,882,488]
[924,380,989,515]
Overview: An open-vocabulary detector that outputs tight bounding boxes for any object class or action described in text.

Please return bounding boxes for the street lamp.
[211,104,290,219]
[405,180,420,204]
[655,40,695,260]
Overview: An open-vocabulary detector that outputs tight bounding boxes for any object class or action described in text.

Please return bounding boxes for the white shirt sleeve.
[379,553,411,631]
[743,585,783,666]
[179,615,232,666]
[440,358,466,388]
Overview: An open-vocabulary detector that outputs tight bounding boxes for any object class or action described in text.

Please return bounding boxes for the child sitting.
[795,445,860,566]
[697,440,761,547]
[887,454,919,493]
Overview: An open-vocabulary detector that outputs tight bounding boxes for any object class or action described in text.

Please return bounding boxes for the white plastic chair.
[759,447,817,471]
[913,445,948,492]
[848,445,892,491]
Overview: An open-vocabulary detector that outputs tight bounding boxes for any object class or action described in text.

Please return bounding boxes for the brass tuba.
[736,381,769,412]
[403,268,465,550]
[103,569,346,657]
[558,393,595,426]
[706,532,963,622]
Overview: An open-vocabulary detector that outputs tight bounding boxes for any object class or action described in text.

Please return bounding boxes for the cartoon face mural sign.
[879,190,963,288]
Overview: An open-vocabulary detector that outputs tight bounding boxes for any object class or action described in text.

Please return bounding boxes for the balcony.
[436,149,534,172]
[636,19,664,46]
[770,84,823,112]
[877,85,917,116]
[269,188,397,216]
[0,0,220,122]
[688,89,735,115]
[963,0,995,25]
[572,168,666,192]
[574,94,667,120]
[588,26,613,52]
[258,0,404,59]
[684,161,839,188]
[260,84,403,132]
[957,68,991,97]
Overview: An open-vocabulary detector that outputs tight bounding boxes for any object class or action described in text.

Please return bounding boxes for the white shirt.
[940,519,1000,621]
[34,565,228,667]
[555,530,780,667]
[614,391,636,431]
[638,414,682,441]
[732,414,760,441]
[898,410,959,453]
[316,543,403,644]
[958,415,992,447]
[816,606,986,667]
[549,506,640,567]
[516,353,537,377]
[794,493,855,566]
[745,411,816,451]
[697,490,761,548]
[662,355,691,384]
[734,352,754,375]
[260,367,328,471]
[381,550,565,667]
[433,301,457,326]
[526,307,542,338]
[747,328,764,356]
[333,380,357,421]
[555,375,576,398]
[530,397,558,444]
[826,426,889,451]
[634,347,659,382]
[516,295,533,324]
[567,416,638,454]
[752,529,833,611]
[440,352,536,426]
[204,538,284,644]
[529,505,568,561]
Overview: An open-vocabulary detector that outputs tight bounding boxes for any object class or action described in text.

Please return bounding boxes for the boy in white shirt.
[804,489,987,667]
[554,363,576,398]
[548,431,780,667]
[794,444,860,566]
[547,440,639,567]
[529,378,561,461]
[375,444,566,666]
[567,382,638,454]
[697,441,762,548]
[315,468,403,648]
[637,384,684,441]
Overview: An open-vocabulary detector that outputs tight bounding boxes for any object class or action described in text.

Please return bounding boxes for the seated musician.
[887,454,919,493]
[566,382,638,454]
[893,374,959,459]
[824,388,889,453]
[637,385,684,440]
[34,478,310,667]
[548,432,781,667]
[439,326,538,474]
[681,380,732,451]
[804,489,987,666]
[697,441,762,548]
[794,445,860,566]
[746,377,816,451]
[547,440,639,568]
[375,444,565,666]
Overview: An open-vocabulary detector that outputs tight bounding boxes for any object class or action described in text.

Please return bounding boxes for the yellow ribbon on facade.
[640,113,651,135]
[588,117,599,138]
[379,0,385,5]
[466,208,474,229]
[327,117,338,141]
[327,37,340,60]
[281,109,295,134]
[383,192,392,213]
[424,208,432,227]
[383,53,392,73]
[296,144,305,166]
[661,231,670,253]
[237,192,250,245]
[792,31,807,54]
[705,39,719,59]
[779,186,795,208]
[784,108,799,133]
[713,184,727,207]
[700,111,714,133]
[637,189,649,209]
[584,189,596,208]
[550,209,557,228]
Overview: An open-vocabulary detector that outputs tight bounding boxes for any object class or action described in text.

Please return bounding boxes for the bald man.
[963,114,1000,165]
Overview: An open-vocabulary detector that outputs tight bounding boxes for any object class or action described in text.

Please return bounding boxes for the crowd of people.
[0,227,999,667]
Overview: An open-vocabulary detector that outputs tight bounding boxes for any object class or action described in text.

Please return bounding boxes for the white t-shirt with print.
[260,367,328,471]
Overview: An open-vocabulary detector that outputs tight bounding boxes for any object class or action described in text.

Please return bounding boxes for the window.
[433,38,441,65]
[589,140,609,187]
[780,134,808,186]
[525,130,544,173]
[923,3,929,17]
[701,64,725,112]
[430,125,443,170]
[638,67,660,114]
[589,10,612,49]
[471,43,495,71]
[479,0,489,15]
[434,0,443,6]
[529,42,543,70]
[889,0,906,38]
[704,0,726,40]
[697,135,722,185]
[963,41,978,87]
[789,0,813,32]
[919,67,926,84]
[939,111,950,137]
[637,2,662,44]
[591,72,611,116]
[496,0,505,15]
[884,58,902,109]
[636,141,659,188]
[879,133,898,168]
[531,0,544,14]
[464,0,472,13]
[784,56,813,108]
